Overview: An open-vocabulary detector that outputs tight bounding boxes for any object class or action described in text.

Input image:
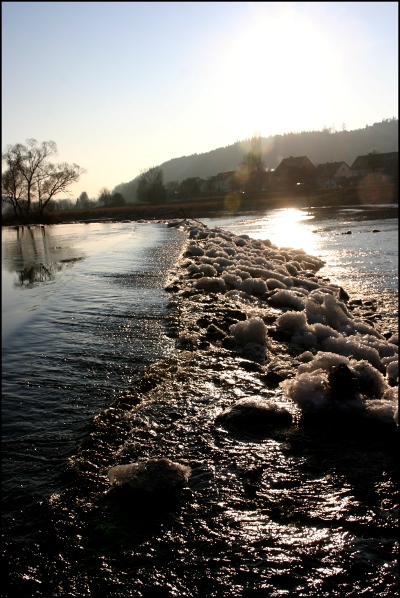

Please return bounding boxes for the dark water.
[2,209,398,597]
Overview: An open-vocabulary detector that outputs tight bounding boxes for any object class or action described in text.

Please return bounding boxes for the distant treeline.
[2,184,397,227]
[113,119,398,203]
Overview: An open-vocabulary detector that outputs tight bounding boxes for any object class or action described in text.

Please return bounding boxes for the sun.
[216,6,341,139]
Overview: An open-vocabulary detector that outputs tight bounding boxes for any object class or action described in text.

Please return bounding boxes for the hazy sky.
[2,2,398,199]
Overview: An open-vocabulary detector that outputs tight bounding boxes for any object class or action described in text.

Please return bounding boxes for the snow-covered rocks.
[280,352,397,423]
[230,317,267,347]
[164,219,398,427]
[107,458,191,493]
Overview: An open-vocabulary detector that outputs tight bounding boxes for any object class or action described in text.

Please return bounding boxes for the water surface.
[2,207,398,597]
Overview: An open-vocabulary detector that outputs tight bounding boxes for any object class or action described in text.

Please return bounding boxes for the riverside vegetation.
[2,184,397,227]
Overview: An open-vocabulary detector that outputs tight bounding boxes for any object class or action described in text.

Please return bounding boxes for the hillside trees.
[242,135,264,173]
[137,166,166,203]
[110,192,126,207]
[96,187,125,207]
[98,187,112,206]
[114,119,398,193]
[165,180,180,195]
[76,191,91,209]
[112,180,137,204]
[2,139,85,218]
[239,134,266,192]
[179,177,201,199]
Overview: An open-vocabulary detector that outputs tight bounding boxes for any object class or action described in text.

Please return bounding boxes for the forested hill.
[114,119,398,201]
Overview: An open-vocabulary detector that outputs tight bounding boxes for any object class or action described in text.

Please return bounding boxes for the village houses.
[187,151,398,195]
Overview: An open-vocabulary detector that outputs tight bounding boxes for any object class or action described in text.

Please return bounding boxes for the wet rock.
[165,283,180,293]
[206,323,226,341]
[221,335,237,350]
[225,309,247,321]
[327,364,359,400]
[176,333,198,350]
[363,301,376,310]
[197,316,212,329]
[268,327,293,342]
[237,359,263,373]
[107,458,191,493]
[349,299,363,306]
[216,397,292,434]
[241,342,267,363]
[261,370,286,387]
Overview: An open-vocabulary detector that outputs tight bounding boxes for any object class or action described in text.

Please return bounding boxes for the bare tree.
[2,143,27,218]
[2,139,85,218]
[137,167,166,203]
[239,134,265,192]
[76,191,90,209]
[98,187,112,206]
[242,135,264,173]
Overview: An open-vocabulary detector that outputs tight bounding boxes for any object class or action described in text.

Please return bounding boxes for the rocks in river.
[216,397,292,434]
[164,219,397,426]
[206,323,226,341]
[281,351,398,425]
[107,458,191,493]
[229,317,267,346]
[327,363,360,400]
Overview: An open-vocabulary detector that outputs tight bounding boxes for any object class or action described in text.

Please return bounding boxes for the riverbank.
[2,184,397,226]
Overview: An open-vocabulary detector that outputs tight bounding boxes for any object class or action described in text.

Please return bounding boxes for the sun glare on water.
[249,208,317,255]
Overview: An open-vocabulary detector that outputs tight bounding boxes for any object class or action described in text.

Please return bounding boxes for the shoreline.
[2,186,397,226]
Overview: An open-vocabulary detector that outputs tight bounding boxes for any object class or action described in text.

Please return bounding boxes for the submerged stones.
[107,458,191,493]
[216,397,292,434]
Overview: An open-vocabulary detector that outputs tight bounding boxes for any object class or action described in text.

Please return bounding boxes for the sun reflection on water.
[244,208,318,255]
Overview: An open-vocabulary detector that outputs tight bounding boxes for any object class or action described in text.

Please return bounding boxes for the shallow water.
[2,207,398,597]
[2,222,185,515]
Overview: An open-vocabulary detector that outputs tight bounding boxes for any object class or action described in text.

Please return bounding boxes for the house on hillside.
[314,161,351,189]
[206,171,237,193]
[350,152,398,184]
[272,156,316,189]
[243,169,274,193]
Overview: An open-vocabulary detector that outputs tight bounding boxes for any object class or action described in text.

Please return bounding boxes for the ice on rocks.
[108,458,191,493]
[230,317,267,346]
[281,352,397,422]
[267,278,287,290]
[193,277,227,293]
[386,360,398,385]
[268,290,306,310]
[167,219,398,426]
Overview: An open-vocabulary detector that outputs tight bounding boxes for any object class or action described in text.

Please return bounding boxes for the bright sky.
[2,2,398,199]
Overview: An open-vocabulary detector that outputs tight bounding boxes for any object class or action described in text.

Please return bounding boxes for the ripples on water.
[2,210,398,597]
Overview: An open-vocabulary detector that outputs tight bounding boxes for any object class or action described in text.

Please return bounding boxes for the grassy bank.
[2,185,397,226]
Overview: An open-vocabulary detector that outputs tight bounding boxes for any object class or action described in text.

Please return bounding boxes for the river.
[2,204,398,597]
